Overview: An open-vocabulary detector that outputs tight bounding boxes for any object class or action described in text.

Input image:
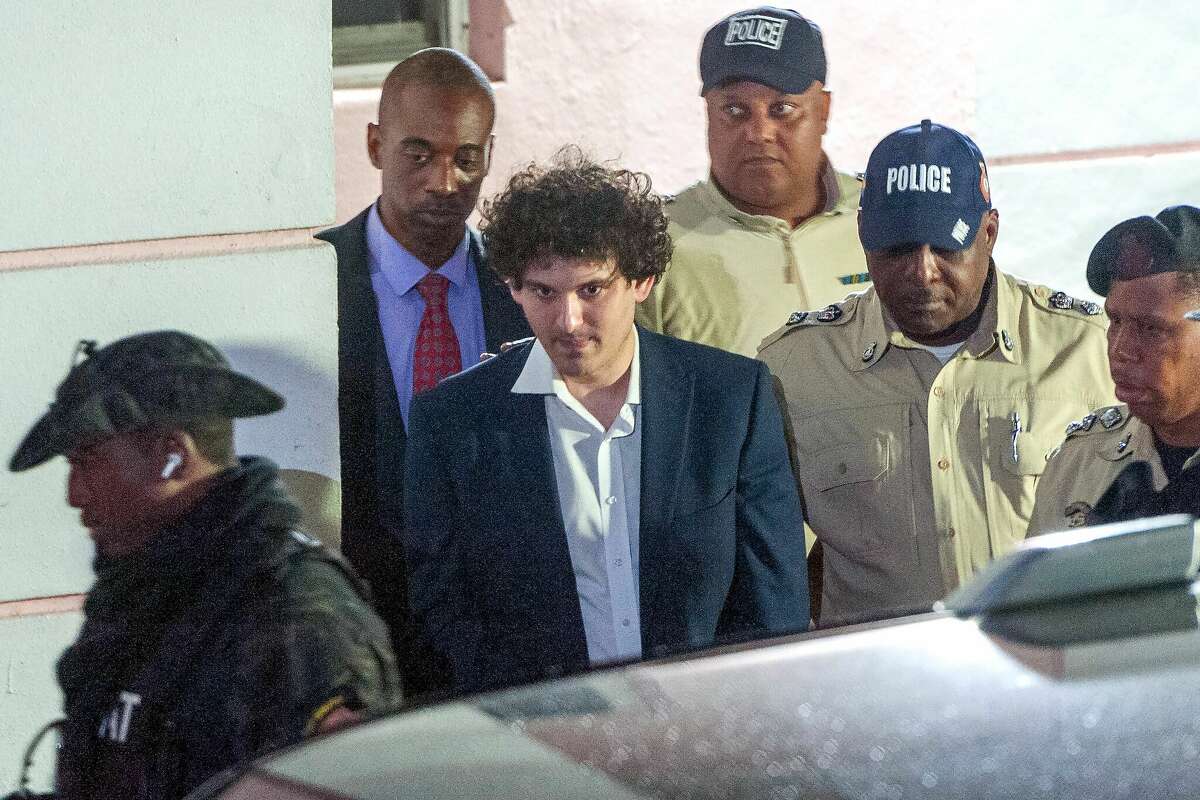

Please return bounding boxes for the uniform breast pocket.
[979,402,1062,553]
[800,435,893,556]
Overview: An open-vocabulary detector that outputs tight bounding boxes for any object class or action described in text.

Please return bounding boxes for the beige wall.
[0,2,339,788]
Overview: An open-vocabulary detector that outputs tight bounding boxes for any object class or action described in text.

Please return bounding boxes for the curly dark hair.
[481,148,673,287]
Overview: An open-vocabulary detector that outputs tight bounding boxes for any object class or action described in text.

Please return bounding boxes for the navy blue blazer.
[316,206,529,697]
[404,327,809,695]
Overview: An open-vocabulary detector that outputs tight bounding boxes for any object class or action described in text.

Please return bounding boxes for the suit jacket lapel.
[334,207,407,450]
[636,329,695,650]
[487,348,589,666]
[637,328,693,537]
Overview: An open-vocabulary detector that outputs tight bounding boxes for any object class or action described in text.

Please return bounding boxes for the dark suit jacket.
[315,206,530,697]
[404,327,810,695]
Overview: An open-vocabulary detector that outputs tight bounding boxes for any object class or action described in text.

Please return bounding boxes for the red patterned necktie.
[412,273,462,394]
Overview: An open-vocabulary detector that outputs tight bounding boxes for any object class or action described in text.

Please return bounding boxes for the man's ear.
[982,208,1000,252]
[149,430,200,480]
[367,122,383,170]
[633,275,657,303]
[482,133,496,176]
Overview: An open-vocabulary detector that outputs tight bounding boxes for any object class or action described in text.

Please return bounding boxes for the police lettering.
[724,15,787,49]
[885,164,952,195]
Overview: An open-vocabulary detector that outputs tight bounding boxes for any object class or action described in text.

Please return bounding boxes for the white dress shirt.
[510,333,643,664]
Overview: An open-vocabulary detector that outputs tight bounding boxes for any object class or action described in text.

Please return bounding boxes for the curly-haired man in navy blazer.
[404,150,809,696]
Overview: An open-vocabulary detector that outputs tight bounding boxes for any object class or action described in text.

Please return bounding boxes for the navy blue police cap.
[859,119,993,252]
[699,7,826,96]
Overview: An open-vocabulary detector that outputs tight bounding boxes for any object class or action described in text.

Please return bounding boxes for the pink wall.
[334,1,979,224]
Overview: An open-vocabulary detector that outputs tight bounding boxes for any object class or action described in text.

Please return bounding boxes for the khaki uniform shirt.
[636,161,867,357]
[1027,406,1200,535]
[757,269,1116,625]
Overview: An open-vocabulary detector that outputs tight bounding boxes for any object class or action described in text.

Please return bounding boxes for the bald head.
[368,48,497,267]
[379,47,494,123]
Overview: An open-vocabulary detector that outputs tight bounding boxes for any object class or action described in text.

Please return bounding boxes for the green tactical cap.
[9,330,284,472]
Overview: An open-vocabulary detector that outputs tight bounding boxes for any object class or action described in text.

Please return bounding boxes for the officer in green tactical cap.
[10,330,400,800]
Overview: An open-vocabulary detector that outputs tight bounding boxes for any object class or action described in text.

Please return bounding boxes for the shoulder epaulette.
[1064,405,1129,439]
[758,297,859,351]
[1031,286,1105,321]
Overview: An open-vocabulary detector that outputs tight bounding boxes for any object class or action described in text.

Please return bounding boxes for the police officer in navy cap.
[9,331,399,800]
[636,6,868,358]
[760,120,1115,626]
[1030,206,1200,532]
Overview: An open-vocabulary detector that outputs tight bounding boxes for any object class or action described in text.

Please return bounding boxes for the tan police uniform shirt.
[757,269,1116,625]
[1027,405,1200,536]
[636,160,868,358]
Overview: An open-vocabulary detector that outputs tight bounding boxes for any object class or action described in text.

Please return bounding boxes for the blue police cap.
[859,119,992,253]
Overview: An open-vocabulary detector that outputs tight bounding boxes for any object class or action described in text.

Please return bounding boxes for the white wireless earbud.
[161,452,183,480]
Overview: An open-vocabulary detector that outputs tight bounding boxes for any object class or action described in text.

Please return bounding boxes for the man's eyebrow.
[399,137,432,149]
[522,278,555,292]
[1112,307,1177,325]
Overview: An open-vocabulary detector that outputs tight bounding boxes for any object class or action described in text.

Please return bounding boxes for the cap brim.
[1087,215,1177,296]
[7,367,283,473]
[859,201,981,252]
[9,408,69,472]
[700,70,818,96]
[178,366,286,419]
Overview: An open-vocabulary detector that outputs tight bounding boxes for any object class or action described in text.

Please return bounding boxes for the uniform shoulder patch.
[1064,405,1129,439]
[786,300,856,327]
[757,298,858,352]
[1031,285,1105,320]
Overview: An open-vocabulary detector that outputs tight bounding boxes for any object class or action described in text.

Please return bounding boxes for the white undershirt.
[912,340,964,365]
[510,333,643,664]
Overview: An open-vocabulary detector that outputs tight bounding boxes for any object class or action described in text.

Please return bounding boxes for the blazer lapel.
[333,208,407,453]
[636,329,695,652]
[486,351,589,667]
[637,328,693,538]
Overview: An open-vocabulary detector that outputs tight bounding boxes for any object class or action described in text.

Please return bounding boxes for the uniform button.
[622,619,631,627]
[837,462,848,475]
[947,527,956,539]
[614,558,623,567]
[937,458,950,470]
[932,386,945,398]
[605,496,616,505]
